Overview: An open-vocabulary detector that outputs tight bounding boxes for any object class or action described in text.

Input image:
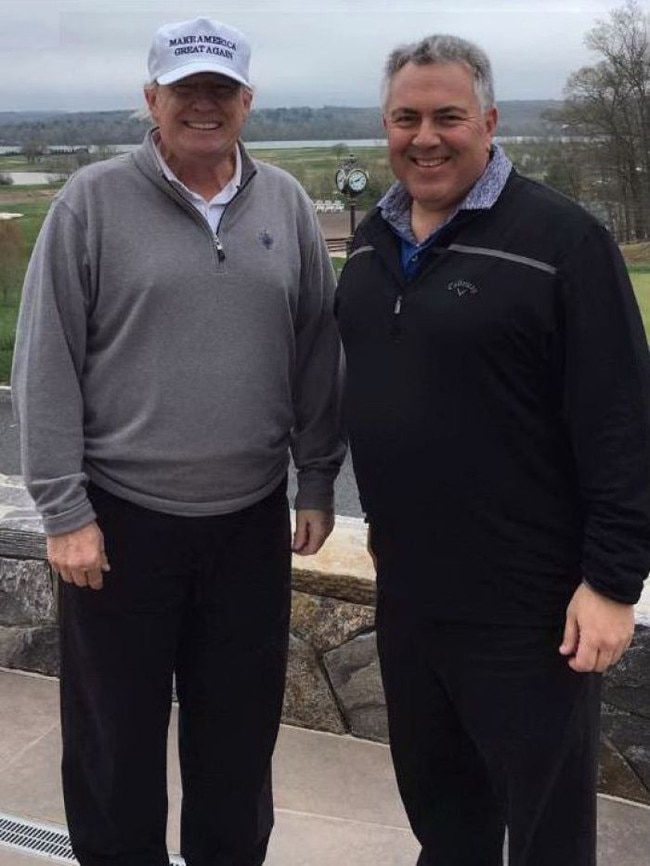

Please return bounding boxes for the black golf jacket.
[336,170,650,624]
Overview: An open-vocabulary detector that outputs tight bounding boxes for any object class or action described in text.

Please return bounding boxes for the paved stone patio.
[1,668,650,866]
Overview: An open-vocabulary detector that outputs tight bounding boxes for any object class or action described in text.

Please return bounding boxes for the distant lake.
[3,171,59,185]
[0,139,386,159]
[1,135,579,186]
[0,136,578,159]
[1,140,389,185]
[104,139,388,153]
[246,139,387,149]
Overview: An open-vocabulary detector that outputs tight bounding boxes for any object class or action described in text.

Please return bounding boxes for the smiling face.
[383,61,497,228]
[145,72,252,176]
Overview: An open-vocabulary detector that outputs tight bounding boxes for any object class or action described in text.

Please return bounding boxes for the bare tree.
[20,138,45,164]
[553,1,650,241]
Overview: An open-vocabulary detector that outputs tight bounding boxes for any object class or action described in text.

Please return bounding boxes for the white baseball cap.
[148,17,251,87]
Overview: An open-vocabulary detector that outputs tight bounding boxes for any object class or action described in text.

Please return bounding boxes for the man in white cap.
[13,16,344,866]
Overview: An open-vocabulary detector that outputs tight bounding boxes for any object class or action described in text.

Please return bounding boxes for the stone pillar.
[285,515,386,740]
[600,621,650,804]
[0,474,58,675]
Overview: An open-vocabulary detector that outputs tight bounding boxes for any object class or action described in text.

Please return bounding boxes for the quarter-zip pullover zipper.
[390,250,443,341]
[214,235,226,262]
[159,163,257,267]
[211,169,256,262]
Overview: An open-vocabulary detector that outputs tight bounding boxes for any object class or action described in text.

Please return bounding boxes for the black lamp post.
[334,153,369,255]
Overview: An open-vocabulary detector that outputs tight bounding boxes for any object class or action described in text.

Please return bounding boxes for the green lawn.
[0,154,33,171]
[0,308,17,384]
[0,203,52,383]
[630,270,650,336]
[5,200,52,246]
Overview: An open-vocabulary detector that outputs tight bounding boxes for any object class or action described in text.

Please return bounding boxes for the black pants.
[376,593,601,866]
[59,481,292,866]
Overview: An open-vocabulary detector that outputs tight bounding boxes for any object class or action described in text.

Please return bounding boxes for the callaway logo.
[448,279,479,298]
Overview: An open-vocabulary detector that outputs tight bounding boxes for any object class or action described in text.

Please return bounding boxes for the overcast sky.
[0,0,636,112]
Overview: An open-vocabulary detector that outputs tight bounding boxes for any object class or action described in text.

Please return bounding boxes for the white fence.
[313,199,345,213]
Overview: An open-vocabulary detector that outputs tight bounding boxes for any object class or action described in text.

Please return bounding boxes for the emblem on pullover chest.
[259,229,275,249]
[447,279,479,298]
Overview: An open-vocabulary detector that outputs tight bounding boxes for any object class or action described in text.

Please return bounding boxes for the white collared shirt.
[153,137,242,232]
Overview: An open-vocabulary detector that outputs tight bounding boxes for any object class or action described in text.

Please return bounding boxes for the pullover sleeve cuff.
[582,574,644,606]
[294,470,335,512]
[41,498,97,537]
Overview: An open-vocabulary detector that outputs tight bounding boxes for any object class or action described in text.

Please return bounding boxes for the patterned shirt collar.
[378,142,512,244]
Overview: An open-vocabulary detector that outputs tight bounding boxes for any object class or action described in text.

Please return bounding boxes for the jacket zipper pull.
[214,235,226,262]
[391,294,403,339]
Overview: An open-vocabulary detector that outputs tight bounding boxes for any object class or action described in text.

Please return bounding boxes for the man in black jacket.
[336,33,650,866]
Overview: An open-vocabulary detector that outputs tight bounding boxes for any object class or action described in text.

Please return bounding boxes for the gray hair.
[138,81,158,123]
[381,34,495,111]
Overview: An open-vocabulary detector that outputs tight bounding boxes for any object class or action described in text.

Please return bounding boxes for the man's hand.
[292,509,334,556]
[559,582,634,673]
[47,521,110,590]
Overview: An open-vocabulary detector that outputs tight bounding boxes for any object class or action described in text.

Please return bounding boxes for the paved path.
[1,668,650,866]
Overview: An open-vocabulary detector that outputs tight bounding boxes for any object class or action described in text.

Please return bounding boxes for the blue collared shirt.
[378,143,513,278]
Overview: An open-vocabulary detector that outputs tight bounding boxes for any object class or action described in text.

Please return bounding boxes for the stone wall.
[600,625,650,803]
[0,476,58,676]
[1,475,649,805]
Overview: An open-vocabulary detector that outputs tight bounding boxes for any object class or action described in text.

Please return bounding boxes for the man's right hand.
[47,521,110,590]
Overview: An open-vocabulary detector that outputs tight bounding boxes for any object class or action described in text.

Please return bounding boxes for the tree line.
[0,101,560,152]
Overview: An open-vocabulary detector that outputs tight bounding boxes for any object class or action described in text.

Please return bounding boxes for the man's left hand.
[559,582,635,673]
[292,509,335,556]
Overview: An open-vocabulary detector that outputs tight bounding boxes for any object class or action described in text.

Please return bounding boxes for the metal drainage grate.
[0,812,185,864]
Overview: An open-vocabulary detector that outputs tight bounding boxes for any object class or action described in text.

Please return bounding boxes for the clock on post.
[334,154,369,252]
